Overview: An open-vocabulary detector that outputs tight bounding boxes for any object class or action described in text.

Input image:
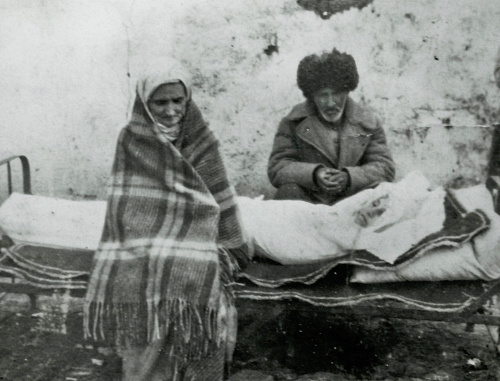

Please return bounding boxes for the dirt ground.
[1,293,500,381]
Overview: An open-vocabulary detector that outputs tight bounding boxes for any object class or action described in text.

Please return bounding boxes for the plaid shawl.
[84,94,243,362]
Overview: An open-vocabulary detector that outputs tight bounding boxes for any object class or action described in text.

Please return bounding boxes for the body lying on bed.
[0,171,498,286]
[238,171,500,284]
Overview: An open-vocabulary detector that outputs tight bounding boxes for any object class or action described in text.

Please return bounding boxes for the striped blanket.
[84,97,244,362]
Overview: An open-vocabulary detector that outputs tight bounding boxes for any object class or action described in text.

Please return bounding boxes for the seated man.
[268,48,395,205]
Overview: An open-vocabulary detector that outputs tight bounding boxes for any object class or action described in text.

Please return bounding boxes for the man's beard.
[319,108,343,123]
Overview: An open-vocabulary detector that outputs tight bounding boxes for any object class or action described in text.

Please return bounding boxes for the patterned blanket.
[83,97,244,362]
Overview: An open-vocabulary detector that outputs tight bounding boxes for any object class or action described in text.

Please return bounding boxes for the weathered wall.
[1,0,499,199]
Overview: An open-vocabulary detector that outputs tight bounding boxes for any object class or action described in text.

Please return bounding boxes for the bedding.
[0,174,496,288]
[237,188,489,288]
[235,278,493,312]
[238,172,483,266]
[0,242,494,316]
[350,184,500,283]
[0,193,106,250]
[0,244,91,289]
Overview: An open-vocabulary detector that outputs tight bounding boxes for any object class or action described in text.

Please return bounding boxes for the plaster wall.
[1,0,499,199]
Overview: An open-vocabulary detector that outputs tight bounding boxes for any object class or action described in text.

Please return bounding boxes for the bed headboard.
[0,155,31,197]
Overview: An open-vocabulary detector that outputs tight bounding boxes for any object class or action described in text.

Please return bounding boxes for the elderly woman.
[84,59,244,381]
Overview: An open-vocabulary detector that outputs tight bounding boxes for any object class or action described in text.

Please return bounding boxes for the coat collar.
[285,97,378,131]
[292,97,376,167]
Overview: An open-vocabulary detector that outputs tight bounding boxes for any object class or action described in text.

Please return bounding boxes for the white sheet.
[0,193,106,250]
[238,171,446,265]
[0,171,448,264]
[350,184,500,283]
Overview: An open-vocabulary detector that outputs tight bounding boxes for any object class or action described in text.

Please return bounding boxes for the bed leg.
[28,294,37,310]
[485,295,500,355]
[485,325,500,356]
[280,309,297,360]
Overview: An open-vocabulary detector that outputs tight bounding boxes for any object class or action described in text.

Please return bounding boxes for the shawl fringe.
[85,299,222,362]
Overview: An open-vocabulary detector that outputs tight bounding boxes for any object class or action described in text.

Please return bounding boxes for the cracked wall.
[0,0,499,199]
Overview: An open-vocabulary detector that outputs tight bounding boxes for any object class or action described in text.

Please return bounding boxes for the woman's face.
[148,83,187,127]
[313,88,348,123]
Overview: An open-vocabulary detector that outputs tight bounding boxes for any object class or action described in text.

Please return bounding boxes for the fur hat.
[297,48,359,98]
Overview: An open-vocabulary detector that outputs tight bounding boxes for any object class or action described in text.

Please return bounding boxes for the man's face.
[354,195,389,228]
[312,88,348,123]
[148,83,187,127]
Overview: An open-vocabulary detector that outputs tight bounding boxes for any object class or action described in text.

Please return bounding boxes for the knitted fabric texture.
[84,93,243,366]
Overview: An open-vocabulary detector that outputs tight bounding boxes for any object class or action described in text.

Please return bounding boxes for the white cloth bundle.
[351,184,500,283]
[0,192,106,250]
[238,171,446,265]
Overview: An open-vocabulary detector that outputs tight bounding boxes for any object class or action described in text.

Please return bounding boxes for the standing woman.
[84,59,244,381]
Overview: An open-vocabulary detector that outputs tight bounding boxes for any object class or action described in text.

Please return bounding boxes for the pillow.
[350,242,494,283]
[350,184,500,283]
[454,185,500,277]
[0,192,107,250]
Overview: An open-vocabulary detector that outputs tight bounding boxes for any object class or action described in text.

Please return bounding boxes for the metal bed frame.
[235,124,500,352]
[0,126,500,353]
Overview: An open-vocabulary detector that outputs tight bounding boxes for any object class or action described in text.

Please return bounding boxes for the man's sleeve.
[342,119,396,196]
[267,118,321,190]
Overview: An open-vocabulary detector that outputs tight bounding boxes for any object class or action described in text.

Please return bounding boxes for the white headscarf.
[136,58,192,142]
